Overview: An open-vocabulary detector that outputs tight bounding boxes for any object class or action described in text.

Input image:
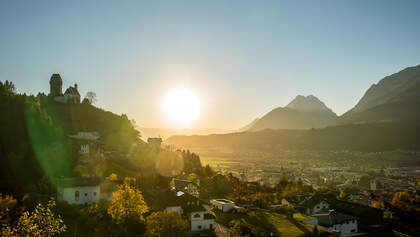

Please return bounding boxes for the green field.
[213,209,325,236]
[200,156,241,168]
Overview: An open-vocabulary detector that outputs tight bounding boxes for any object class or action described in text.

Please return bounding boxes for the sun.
[163,87,201,126]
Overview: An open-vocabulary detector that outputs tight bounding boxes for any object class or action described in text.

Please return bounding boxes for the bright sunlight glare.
[163,87,201,126]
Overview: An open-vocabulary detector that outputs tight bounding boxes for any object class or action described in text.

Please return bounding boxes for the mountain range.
[165,64,420,152]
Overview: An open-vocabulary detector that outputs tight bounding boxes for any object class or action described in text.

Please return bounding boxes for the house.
[281,197,294,207]
[370,179,383,191]
[148,137,162,150]
[172,178,199,197]
[210,199,235,212]
[312,210,358,234]
[57,177,101,205]
[68,132,101,160]
[280,195,310,207]
[183,197,215,232]
[300,194,331,215]
[146,189,215,232]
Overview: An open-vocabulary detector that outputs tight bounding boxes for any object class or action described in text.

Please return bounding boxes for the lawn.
[213,209,323,236]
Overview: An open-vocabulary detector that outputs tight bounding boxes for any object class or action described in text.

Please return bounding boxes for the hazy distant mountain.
[340,65,420,124]
[237,118,260,132]
[139,127,232,140]
[248,95,338,131]
[165,122,420,152]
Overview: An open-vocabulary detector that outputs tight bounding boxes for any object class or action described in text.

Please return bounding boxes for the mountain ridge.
[248,95,338,131]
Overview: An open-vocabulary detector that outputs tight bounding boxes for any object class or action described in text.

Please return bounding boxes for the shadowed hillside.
[166,121,420,152]
[248,95,338,131]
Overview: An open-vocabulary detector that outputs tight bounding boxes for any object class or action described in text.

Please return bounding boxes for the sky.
[1,1,420,129]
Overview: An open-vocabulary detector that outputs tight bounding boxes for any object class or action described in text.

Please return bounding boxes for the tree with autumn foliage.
[145,211,189,237]
[1,199,66,237]
[107,178,149,225]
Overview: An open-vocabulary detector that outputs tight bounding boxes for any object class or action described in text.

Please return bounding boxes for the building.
[146,189,215,232]
[172,178,199,197]
[370,179,383,191]
[301,194,331,215]
[210,199,235,212]
[49,73,81,103]
[57,177,101,205]
[49,73,62,97]
[312,210,358,234]
[148,137,162,150]
[68,131,101,161]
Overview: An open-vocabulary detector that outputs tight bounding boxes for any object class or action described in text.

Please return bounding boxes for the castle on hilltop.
[49,73,81,103]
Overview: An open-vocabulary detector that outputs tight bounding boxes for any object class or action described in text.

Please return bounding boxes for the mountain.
[340,65,420,124]
[139,127,232,140]
[237,118,260,132]
[165,121,420,153]
[345,65,420,114]
[167,65,420,153]
[248,95,338,131]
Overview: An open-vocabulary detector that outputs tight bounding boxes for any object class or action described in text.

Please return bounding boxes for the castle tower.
[49,73,63,97]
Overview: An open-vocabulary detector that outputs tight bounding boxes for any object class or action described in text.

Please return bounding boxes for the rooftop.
[212,199,234,204]
[312,211,357,227]
[57,177,100,188]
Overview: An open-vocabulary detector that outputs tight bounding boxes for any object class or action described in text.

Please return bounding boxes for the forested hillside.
[166,121,420,153]
[0,80,203,195]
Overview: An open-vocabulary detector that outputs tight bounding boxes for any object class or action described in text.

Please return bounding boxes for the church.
[49,73,81,103]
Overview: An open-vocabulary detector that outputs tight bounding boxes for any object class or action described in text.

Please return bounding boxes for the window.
[194,213,201,218]
[351,229,356,233]
[75,191,80,201]
[93,192,97,196]
[198,225,202,230]
[210,224,213,229]
[84,193,88,197]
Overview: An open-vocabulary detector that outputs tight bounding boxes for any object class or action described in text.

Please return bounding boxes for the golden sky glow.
[162,87,201,127]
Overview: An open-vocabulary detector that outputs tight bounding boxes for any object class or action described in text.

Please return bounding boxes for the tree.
[0,80,16,95]
[85,91,97,104]
[0,194,19,222]
[109,173,118,181]
[145,211,189,237]
[338,190,346,200]
[1,200,66,237]
[370,201,385,210]
[107,179,149,224]
[188,173,198,183]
